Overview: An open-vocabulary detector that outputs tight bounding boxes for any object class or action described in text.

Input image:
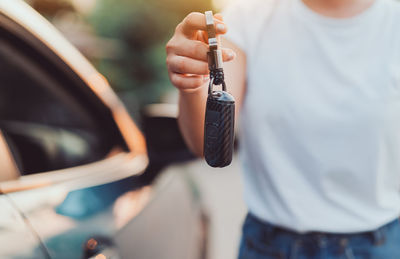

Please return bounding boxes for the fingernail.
[227,50,235,60]
[216,24,225,31]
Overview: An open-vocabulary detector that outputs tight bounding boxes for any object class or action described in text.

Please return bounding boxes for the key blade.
[205,11,216,40]
[205,11,214,26]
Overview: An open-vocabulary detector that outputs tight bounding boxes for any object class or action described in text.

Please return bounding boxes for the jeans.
[238,213,400,259]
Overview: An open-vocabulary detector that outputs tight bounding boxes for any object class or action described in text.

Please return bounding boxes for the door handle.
[83,236,121,259]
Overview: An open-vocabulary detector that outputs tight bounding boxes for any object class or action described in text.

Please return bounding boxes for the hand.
[166,12,236,91]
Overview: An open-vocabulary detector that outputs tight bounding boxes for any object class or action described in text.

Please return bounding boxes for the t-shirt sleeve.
[222,0,276,54]
[221,0,249,51]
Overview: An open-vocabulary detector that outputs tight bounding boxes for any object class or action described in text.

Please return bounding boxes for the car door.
[0,196,49,259]
[0,1,148,258]
[0,133,48,259]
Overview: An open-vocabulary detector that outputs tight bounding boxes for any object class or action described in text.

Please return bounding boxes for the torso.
[226,0,400,232]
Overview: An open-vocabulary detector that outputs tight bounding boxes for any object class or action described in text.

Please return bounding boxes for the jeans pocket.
[346,247,372,259]
[240,235,285,259]
[343,247,357,259]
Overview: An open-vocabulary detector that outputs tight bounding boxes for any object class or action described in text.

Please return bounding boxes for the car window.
[0,28,126,176]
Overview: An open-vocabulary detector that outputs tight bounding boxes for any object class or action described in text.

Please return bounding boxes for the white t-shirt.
[223,0,400,233]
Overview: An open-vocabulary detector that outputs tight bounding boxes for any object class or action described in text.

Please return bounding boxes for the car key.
[203,11,235,168]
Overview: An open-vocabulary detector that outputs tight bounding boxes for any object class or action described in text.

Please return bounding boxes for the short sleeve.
[221,0,249,51]
[222,0,277,54]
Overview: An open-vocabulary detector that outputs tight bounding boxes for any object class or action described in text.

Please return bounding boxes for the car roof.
[0,0,147,156]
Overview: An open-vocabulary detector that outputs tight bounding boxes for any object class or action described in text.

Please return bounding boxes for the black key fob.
[204,89,235,167]
[203,10,235,168]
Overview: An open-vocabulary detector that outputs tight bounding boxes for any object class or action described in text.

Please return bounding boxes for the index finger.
[179,12,227,38]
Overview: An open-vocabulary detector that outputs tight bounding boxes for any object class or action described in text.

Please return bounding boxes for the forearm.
[165,13,242,157]
[178,83,208,157]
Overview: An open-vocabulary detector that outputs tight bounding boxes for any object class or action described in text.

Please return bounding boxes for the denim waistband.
[245,213,400,246]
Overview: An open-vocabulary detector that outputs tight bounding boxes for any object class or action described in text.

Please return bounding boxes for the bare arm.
[166,12,246,157]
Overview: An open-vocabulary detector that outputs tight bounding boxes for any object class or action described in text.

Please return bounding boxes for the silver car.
[0,0,208,258]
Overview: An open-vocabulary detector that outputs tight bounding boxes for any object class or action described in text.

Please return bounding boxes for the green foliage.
[88,0,213,107]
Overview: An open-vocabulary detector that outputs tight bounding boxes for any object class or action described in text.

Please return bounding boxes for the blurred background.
[20,0,246,258]
[26,0,222,119]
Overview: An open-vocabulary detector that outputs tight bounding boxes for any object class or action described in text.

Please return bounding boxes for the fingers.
[221,48,236,61]
[214,13,224,21]
[166,12,235,91]
[178,12,227,38]
[172,40,209,62]
[167,48,235,90]
[166,44,236,90]
[167,56,209,75]
[167,38,236,62]
[169,72,207,89]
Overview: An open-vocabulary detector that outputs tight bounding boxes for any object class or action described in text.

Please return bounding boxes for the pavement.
[182,154,247,259]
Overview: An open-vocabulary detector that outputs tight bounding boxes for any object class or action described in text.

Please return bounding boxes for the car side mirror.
[141,104,195,173]
[0,130,21,183]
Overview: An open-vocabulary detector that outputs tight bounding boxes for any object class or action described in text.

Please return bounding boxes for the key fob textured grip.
[204,90,235,167]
